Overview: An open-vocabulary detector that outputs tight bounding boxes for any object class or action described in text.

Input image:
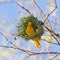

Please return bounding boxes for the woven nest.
[17,15,44,40]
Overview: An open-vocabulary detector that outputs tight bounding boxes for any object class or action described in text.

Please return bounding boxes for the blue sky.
[0,0,60,60]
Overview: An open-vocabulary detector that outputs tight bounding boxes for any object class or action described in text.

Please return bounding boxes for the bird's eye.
[39,21,44,25]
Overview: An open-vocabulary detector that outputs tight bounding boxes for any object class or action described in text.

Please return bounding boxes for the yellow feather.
[26,22,41,48]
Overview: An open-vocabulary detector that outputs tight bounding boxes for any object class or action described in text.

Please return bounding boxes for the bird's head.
[28,22,33,27]
[39,21,44,26]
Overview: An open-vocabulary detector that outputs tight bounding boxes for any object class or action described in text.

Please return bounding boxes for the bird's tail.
[32,37,41,48]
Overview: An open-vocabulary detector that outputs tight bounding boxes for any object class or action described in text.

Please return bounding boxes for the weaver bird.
[26,21,41,48]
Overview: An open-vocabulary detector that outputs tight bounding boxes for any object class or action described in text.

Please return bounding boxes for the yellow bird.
[26,21,41,48]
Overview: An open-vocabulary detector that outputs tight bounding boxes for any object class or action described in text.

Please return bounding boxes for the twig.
[47,0,57,18]
[43,39,59,46]
[49,54,59,60]
[33,0,52,27]
[16,2,32,14]
[0,32,15,46]
[0,32,33,55]
[0,45,60,55]
[44,26,60,46]
[30,52,60,55]
[0,45,33,55]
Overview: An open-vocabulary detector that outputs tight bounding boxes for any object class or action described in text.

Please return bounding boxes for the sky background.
[0,0,60,60]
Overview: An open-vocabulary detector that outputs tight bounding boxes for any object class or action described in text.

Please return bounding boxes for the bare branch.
[0,32,14,46]
[0,45,33,55]
[49,54,59,60]
[0,32,34,55]
[48,0,57,17]
[16,2,32,15]
[30,52,60,55]
[44,26,60,46]
[43,39,59,46]
[44,0,57,23]
[0,45,60,55]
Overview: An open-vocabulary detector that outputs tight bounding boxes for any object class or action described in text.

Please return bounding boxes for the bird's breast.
[26,26,35,36]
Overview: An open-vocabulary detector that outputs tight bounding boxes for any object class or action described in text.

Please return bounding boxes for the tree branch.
[16,2,32,14]
[0,45,60,55]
